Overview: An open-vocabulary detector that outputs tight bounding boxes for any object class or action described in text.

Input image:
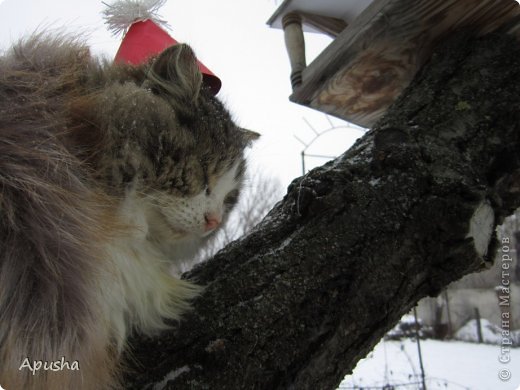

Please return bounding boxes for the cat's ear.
[238,127,260,145]
[148,44,203,106]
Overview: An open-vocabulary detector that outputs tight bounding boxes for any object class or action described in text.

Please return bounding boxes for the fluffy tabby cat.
[0,34,257,389]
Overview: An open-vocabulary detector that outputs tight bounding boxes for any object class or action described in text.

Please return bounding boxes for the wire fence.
[339,376,472,390]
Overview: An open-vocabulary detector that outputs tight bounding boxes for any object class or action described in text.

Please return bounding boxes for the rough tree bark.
[123,32,520,389]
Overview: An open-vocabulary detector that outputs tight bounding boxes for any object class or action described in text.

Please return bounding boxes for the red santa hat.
[103,0,221,95]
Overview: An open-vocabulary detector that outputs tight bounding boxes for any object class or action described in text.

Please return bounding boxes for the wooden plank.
[289,0,520,128]
[298,12,348,38]
[267,0,371,33]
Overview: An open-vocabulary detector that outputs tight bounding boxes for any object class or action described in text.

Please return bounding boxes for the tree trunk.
[123,32,520,390]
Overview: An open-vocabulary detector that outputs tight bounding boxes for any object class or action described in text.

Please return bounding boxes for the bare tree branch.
[123,32,520,390]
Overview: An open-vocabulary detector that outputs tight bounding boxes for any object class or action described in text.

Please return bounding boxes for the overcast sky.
[0,0,365,188]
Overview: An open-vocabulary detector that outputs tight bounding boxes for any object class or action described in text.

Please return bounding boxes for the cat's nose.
[204,213,221,232]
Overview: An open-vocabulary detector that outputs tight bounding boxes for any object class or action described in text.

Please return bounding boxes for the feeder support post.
[282,12,306,89]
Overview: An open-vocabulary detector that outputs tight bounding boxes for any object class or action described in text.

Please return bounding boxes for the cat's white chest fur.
[98,160,243,349]
[99,192,200,350]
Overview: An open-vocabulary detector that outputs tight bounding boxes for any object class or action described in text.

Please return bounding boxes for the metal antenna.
[413,306,427,390]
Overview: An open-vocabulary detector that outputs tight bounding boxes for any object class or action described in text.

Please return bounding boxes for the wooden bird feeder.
[268,0,520,128]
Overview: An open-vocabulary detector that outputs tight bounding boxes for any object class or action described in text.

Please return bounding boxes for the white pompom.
[102,0,170,36]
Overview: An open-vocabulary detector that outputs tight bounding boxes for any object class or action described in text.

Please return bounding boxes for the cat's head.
[135,44,259,238]
[149,157,246,239]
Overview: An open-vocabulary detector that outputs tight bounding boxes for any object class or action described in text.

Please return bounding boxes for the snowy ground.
[339,339,520,390]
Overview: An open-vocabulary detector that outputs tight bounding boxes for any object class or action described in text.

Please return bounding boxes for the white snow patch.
[454,319,520,346]
[262,228,302,258]
[152,366,190,390]
[368,177,381,187]
[466,201,494,257]
[279,236,293,251]
[399,314,416,324]
[455,318,502,344]
[339,338,520,390]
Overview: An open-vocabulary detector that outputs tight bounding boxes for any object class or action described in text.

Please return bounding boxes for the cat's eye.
[224,189,239,208]
[205,186,211,196]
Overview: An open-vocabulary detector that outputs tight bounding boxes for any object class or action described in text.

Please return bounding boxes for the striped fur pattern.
[0,33,257,389]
